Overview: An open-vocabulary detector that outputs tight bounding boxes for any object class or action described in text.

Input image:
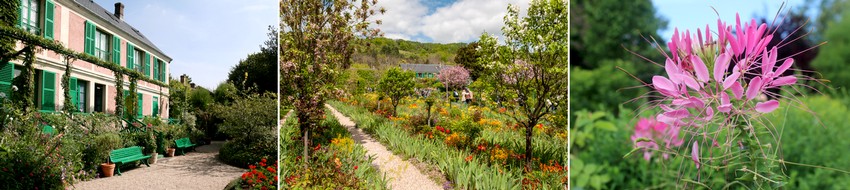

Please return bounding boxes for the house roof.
[400,64,445,73]
[69,0,171,61]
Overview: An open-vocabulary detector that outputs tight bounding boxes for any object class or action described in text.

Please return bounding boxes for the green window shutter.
[144,52,151,77]
[69,77,78,111]
[152,96,158,117]
[84,21,95,55]
[43,0,55,39]
[126,43,134,69]
[17,0,23,27]
[41,71,56,111]
[0,62,14,96]
[137,93,143,117]
[153,59,159,80]
[160,62,166,82]
[112,36,121,64]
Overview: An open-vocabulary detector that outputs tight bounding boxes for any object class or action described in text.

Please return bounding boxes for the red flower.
[261,158,267,163]
[477,145,486,151]
[261,187,268,190]
[249,165,256,170]
[313,144,321,151]
[354,165,358,170]
[465,155,473,162]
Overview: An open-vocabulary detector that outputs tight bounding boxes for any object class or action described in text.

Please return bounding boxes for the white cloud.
[372,0,429,40]
[375,0,530,43]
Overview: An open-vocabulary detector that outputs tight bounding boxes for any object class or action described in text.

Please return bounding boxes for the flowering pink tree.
[630,13,822,188]
[437,66,470,91]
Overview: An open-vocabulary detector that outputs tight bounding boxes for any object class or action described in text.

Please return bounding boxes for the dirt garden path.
[72,141,244,190]
[326,104,441,190]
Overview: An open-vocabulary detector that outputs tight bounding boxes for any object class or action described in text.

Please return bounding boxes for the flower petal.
[714,52,731,83]
[730,81,744,99]
[664,109,691,119]
[722,71,740,90]
[653,76,679,97]
[776,58,794,75]
[770,76,797,87]
[679,74,701,91]
[692,56,709,83]
[692,142,700,169]
[666,58,682,84]
[755,100,780,113]
[718,93,732,113]
[746,76,763,100]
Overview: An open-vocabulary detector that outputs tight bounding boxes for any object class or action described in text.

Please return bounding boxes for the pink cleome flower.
[630,118,683,161]
[641,13,805,169]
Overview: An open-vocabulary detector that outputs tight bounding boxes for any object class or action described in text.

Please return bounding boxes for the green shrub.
[216,94,276,167]
[570,59,646,113]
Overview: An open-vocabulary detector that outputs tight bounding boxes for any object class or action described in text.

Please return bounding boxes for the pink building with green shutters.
[3,0,170,117]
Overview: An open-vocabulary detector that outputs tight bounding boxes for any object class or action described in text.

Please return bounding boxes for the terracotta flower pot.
[166,148,176,157]
[149,153,158,164]
[100,163,115,177]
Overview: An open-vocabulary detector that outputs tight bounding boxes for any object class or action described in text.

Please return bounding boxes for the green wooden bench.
[109,146,151,175]
[175,137,196,155]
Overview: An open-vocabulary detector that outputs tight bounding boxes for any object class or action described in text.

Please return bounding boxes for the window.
[133,49,142,73]
[20,0,40,34]
[152,96,159,117]
[77,80,88,112]
[37,70,56,112]
[94,30,110,61]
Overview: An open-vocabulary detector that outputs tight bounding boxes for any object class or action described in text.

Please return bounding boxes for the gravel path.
[326,104,441,190]
[72,141,244,190]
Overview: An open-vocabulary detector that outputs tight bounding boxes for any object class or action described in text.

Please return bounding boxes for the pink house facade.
[7,0,170,118]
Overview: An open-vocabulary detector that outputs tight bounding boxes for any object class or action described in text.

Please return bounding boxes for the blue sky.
[374,0,530,43]
[653,0,809,39]
[93,0,277,89]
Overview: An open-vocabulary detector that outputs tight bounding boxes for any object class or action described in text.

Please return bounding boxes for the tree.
[227,26,277,94]
[437,66,470,91]
[189,87,214,111]
[280,0,382,162]
[214,82,238,104]
[812,8,850,90]
[571,0,666,80]
[454,42,485,80]
[378,67,415,116]
[169,79,192,119]
[477,0,569,172]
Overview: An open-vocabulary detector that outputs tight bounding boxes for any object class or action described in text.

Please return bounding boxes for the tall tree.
[280,0,382,162]
[477,0,568,172]
[454,42,485,80]
[812,7,850,90]
[227,26,278,94]
[378,67,415,116]
[570,0,666,77]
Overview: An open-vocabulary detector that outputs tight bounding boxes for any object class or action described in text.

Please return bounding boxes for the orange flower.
[465,155,473,162]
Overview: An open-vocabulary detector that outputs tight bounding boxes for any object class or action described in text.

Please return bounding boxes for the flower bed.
[331,97,567,189]
[279,110,388,189]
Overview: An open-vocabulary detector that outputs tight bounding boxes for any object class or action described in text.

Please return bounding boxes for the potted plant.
[143,131,159,164]
[164,140,176,157]
[95,133,122,177]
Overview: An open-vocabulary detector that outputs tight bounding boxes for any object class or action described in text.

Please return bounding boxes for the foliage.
[570,59,645,112]
[280,0,382,162]
[351,37,465,68]
[214,82,239,105]
[280,110,389,189]
[330,101,570,189]
[570,0,666,71]
[454,42,485,80]
[436,66,470,90]
[216,94,276,167]
[227,27,278,94]
[378,67,415,116]
[169,79,192,120]
[476,0,569,170]
[189,87,214,111]
[812,8,850,90]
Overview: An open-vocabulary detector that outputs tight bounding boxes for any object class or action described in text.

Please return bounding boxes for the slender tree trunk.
[426,104,432,127]
[525,121,534,173]
[300,121,310,167]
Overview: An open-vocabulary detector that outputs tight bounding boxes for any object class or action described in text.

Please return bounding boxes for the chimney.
[114,2,124,21]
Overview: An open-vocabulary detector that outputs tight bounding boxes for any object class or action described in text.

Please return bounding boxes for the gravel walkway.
[326,104,441,190]
[72,141,244,190]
